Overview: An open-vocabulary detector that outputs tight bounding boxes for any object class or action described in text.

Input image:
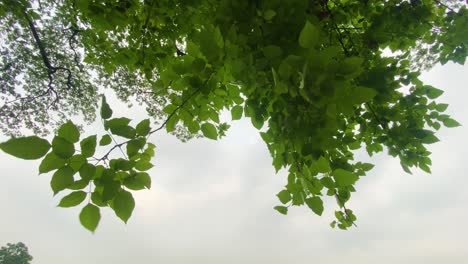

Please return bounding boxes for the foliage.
[0,0,466,231]
[0,242,33,264]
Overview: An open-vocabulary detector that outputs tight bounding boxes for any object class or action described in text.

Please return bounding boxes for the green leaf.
[126,138,146,158]
[79,163,96,180]
[263,9,276,20]
[58,121,80,143]
[360,163,375,172]
[332,169,359,187]
[110,126,136,139]
[52,136,75,159]
[201,123,218,140]
[112,190,135,223]
[80,135,97,157]
[305,197,324,216]
[352,86,377,104]
[100,96,113,119]
[262,45,282,59]
[274,205,288,215]
[91,191,108,207]
[320,177,335,189]
[58,191,87,207]
[316,156,331,173]
[135,160,153,171]
[67,179,90,190]
[299,21,319,48]
[39,152,66,174]
[0,136,50,160]
[422,134,440,144]
[277,190,292,204]
[51,166,75,195]
[426,86,444,99]
[105,117,131,130]
[231,105,243,120]
[80,204,101,232]
[435,103,449,112]
[443,118,461,127]
[99,135,112,146]
[136,119,151,136]
[69,154,86,171]
[124,172,151,190]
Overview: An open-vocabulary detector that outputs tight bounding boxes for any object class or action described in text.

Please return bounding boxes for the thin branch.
[149,87,202,135]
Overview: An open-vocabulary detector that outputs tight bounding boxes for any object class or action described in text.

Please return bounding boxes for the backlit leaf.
[0,136,50,160]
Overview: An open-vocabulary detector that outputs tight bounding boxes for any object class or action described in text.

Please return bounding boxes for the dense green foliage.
[0,0,466,231]
[0,242,33,264]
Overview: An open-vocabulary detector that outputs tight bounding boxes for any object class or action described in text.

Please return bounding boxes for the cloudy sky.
[1,61,467,264]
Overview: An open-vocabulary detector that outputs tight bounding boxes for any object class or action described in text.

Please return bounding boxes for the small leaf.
[305,196,324,216]
[360,163,375,172]
[135,160,153,171]
[67,179,90,190]
[52,136,75,159]
[80,135,97,157]
[126,138,146,158]
[316,156,331,173]
[299,21,319,48]
[274,205,288,215]
[277,190,292,204]
[79,163,96,180]
[263,9,276,20]
[201,123,218,140]
[112,190,135,223]
[136,119,151,136]
[58,121,80,143]
[58,191,87,207]
[231,105,243,120]
[100,96,113,119]
[80,204,101,232]
[124,172,151,190]
[443,118,461,127]
[51,166,75,195]
[69,154,86,171]
[0,136,50,160]
[39,152,66,174]
[435,103,449,112]
[332,169,359,187]
[110,126,136,139]
[426,86,444,99]
[99,135,112,146]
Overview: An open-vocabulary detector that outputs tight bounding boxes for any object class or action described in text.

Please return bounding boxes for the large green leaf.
[99,135,112,146]
[135,119,151,136]
[231,105,243,120]
[39,152,66,174]
[51,166,75,195]
[80,135,97,157]
[112,190,135,223]
[201,123,218,140]
[58,191,87,207]
[52,136,75,159]
[69,154,86,171]
[79,163,96,180]
[58,121,80,143]
[299,21,319,48]
[80,204,101,232]
[0,136,50,160]
[332,169,359,187]
[277,190,291,204]
[305,197,324,216]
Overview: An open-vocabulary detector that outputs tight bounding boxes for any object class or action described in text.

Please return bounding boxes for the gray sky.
[1,62,467,264]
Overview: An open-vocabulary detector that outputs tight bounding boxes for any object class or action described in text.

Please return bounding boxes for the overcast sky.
[1,61,467,264]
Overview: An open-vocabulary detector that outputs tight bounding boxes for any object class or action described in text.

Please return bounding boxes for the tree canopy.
[0,242,33,264]
[0,0,466,231]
